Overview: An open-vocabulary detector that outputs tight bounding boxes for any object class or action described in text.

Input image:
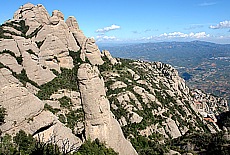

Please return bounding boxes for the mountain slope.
[98,55,228,153]
[99,41,230,101]
[0,3,229,155]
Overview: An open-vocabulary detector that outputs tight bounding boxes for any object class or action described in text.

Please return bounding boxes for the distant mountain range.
[99,41,230,101]
[99,41,230,67]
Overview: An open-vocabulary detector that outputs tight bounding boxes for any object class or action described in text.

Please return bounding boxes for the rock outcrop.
[0,2,228,155]
[102,50,118,65]
[78,63,137,155]
[13,3,50,35]
[0,67,82,150]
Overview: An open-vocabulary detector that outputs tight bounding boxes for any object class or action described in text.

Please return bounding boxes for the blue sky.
[1,0,230,44]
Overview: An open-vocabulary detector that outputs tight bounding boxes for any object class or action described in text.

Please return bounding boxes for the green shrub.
[14,69,39,87]
[0,106,7,125]
[0,62,4,68]
[37,50,82,100]
[0,130,62,155]
[37,68,79,100]
[58,114,66,124]
[0,134,18,155]
[58,96,72,108]
[13,130,35,154]
[66,109,84,132]
[76,138,118,155]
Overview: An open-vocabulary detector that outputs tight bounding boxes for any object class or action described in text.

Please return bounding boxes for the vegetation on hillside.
[169,131,230,154]
[36,50,82,100]
[99,56,230,154]
[0,130,117,155]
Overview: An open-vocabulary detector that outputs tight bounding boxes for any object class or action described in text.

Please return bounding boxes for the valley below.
[99,41,230,103]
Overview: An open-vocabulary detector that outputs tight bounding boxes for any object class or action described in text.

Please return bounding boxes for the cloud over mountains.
[210,21,230,29]
[143,32,210,41]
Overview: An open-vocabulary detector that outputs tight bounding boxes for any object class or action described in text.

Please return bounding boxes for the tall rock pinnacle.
[78,64,138,155]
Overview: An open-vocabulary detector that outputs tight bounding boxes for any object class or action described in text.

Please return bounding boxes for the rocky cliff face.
[0,3,136,154]
[78,64,137,154]
[0,3,228,155]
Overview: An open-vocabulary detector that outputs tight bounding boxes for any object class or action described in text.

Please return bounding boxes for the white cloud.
[96,24,120,33]
[96,35,117,42]
[160,32,210,39]
[210,20,230,29]
[199,2,217,6]
[143,31,210,40]
[160,32,188,38]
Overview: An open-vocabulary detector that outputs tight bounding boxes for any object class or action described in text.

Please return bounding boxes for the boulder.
[49,16,60,25]
[25,82,40,94]
[66,16,86,48]
[164,150,181,155]
[49,10,64,25]
[23,51,56,85]
[33,114,82,152]
[35,20,80,52]
[14,36,40,56]
[0,68,21,88]
[3,26,22,36]
[130,112,143,124]
[0,66,81,151]
[52,10,64,20]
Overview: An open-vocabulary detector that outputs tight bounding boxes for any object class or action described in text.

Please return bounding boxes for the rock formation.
[0,2,137,154]
[78,63,137,155]
[0,67,82,150]
[0,2,228,155]
[102,50,118,65]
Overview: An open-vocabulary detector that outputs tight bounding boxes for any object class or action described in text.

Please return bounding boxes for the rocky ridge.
[0,3,136,154]
[0,3,228,155]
